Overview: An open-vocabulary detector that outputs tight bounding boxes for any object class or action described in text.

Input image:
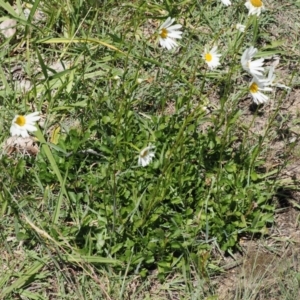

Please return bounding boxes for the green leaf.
[0,260,46,297]
[62,255,120,264]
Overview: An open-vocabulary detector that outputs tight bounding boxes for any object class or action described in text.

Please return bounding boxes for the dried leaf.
[50,126,61,144]
[3,136,39,156]
[0,19,17,38]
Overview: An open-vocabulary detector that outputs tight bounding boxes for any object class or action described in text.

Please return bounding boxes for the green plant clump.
[0,0,293,288]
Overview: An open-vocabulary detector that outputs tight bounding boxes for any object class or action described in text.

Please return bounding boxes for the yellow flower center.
[15,115,26,126]
[205,53,212,62]
[160,28,168,39]
[250,83,259,93]
[250,0,263,7]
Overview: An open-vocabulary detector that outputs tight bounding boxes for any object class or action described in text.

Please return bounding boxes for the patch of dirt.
[216,207,300,300]
[268,1,300,57]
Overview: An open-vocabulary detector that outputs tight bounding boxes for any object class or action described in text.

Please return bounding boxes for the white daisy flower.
[10,112,40,138]
[158,17,183,50]
[245,0,265,16]
[249,77,272,104]
[235,23,246,32]
[221,0,231,6]
[241,46,265,76]
[138,145,155,167]
[202,46,221,70]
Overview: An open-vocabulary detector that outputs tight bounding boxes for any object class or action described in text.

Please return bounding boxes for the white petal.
[20,129,29,138]
[276,83,291,90]
[26,111,40,118]
[21,132,29,138]
[159,17,173,30]
[160,37,177,50]
[25,124,38,132]
[168,31,182,39]
[167,24,182,31]
[261,87,273,92]
[10,125,18,136]
[210,46,218,53]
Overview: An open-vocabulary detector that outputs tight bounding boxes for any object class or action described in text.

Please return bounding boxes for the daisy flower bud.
[235,24,246,32]
[138,145,155,167]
